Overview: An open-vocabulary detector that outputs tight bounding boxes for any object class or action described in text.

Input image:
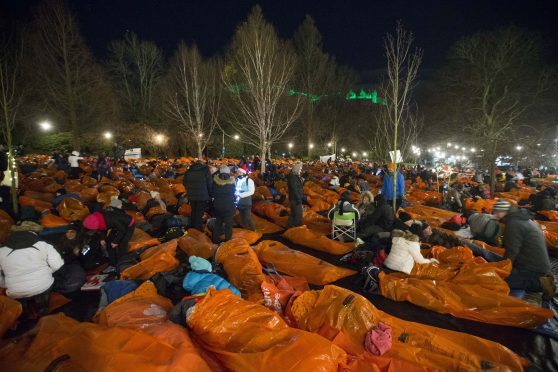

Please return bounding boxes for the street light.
[103,131,113,140]
[288,143,293,149]
[351,152,357,158]
[454,145,459,149]
[516,145,523,151]
[341,147,346,153]
[154,134,166,145]
[447,142,452,147]
[39,121,52,131]
[309,143,314,149]
[198,133,203,138]
[470,148,476,152]
[537,143,541,146]
[234,134,240,140]
[327,142,332,147]
[362,152,368,157]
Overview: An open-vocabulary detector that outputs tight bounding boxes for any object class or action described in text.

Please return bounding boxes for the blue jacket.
[183,271,241,296]
[381,171,405,200]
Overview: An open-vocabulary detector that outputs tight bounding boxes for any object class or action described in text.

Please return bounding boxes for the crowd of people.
[0,149,556,364]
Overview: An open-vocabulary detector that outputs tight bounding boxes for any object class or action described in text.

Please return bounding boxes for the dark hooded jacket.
[103,208,134,244]
[212,173,236,217]
[363,195,394,231]
[183,162,213,202]
[502,207,550,274]
[287,172,304,204]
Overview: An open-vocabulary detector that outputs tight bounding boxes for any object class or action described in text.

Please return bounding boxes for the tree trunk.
[489,157,496,197]
[260,146,266,174]
[70,108,80,150]
[8,147,18,214]
[197,140,203,160]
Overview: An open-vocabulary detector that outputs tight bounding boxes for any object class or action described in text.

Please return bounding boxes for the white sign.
[124,148,141,160]
[319,154,336,163]
[389,150,402,163]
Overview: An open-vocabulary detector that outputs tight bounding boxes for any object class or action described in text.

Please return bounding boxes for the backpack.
[468,213,495,236]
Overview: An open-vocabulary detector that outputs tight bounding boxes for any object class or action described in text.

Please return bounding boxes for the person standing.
[287,163,304,227]
[183,160,212,231]
[67,151,83,179]
[211,165,236,243]
[381,164,405,210]
[235,168,256,231]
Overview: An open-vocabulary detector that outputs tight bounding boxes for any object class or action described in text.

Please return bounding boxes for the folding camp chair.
[329,204,360,242]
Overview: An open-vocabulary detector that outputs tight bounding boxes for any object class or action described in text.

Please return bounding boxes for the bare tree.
[163,43,221,159]
[223,6,301,173]
[381,22,423,210]
[443,27,548,192]
[107,32,163,122]
[29,0,114,150]
[0,37,24,214]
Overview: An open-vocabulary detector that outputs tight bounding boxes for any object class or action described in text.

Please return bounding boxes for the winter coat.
[381,171,405,201]
[468,213,500,246]
[384,230,434,274]
[502,208,551,274]
[103,208,134,244]
[534,197,556,212]
[68,151,82,168]
[0,231,64,298]
[183,162,212,202]
[363,196,394,231]
[212,173,236,217]
[183,271,240,296]
[287,172,304,204]
[235,176,255,208]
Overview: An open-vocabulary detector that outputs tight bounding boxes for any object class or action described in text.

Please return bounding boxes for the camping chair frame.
[329,204,360,242]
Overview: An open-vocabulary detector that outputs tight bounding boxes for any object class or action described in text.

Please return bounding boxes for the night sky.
[2,0,558,72]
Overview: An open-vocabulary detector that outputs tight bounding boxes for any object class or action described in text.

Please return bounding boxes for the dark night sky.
[2,0,558,72]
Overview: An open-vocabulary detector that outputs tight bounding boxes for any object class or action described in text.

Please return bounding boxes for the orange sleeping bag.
[19,195,52,213]
[178,228,217,259]
[120,240,179,280]
[282,225,354,255]
[379,246,553,328]
[254,240,356,285]
[187,288,347,372]
[40,213,68,228]
[56,197,90,221]
[214,238,268,302]
[291,285,524,371]
[0,209,14,244]
[128,228,160,251]
[0,313,212,372]
[0,295,22,338]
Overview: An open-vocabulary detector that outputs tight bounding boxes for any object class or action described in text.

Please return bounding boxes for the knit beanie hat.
[189,256,212,272]
[492,200,511,213]
[83,212,107,231]
[219,164,230,174]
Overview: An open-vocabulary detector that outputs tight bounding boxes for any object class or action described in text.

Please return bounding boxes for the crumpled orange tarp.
[120,240,179,280]
[252,202,288,227]
[18,195,51,213]
[178,228,217,259]
[464,198,497,213]
[215,238,268,302]
[56,197,90,221]
[0,295,22,338]
[254,240,356,285]
[401,205,459,227]
[283,225,354,255]
[235,213,283,234]
[0,313,212,372]
[538,210,558,222]
[40,213,68,228]
[187,288,347,372]
[0,209,14,244]
[128,228,160,251]
[379,246,553,328]
[231,228,262,244]
[291,285,524,371]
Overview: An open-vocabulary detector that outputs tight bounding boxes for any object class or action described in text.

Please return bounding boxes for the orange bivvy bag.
[254,240,356,285]
[291,285,524,371]
[283,225,354,255]
[187,288,347,372]
[120,241,179,280]
[178,228,217,259]
[57,197,90,221]
[0,295,22,338]
[128,228,160,251]
[214,238,268,302]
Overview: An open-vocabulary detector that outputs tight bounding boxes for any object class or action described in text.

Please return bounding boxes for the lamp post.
[39,121,53,132]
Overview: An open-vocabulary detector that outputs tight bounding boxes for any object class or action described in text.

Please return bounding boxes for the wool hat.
[236,167,247,175]
[189,256,212,272]
[219,164,231,174]
[292,163,302,174]
[83,212,107,231]
[492,200,511,213]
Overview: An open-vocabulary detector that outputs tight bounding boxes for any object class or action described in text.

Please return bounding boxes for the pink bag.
[364,322,392,355]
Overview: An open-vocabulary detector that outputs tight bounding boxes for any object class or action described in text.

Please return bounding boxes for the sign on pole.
[389,150,402,163]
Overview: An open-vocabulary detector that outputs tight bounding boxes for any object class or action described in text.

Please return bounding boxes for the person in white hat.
[234,168,256,231]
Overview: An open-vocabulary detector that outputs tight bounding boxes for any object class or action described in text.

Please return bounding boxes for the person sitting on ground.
[83,207,135,272]
[463,201,555,299]
[358,175,371,193]
[504,175,518,192]
[0,231,64,316]
[532,187,556,212]
[444,182,463,212]
[467,212,501,246]
[211,165,236,243]
[356,191,375,219]
[383,229,439,275]
[357,194,394,240]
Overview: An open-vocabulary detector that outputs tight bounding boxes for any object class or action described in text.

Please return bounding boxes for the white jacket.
[384,231,433,274]
[0,241,64,298]
[68,151,82,168]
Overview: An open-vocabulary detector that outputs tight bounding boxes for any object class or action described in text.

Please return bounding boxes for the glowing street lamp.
[470,148,476,152]
[447,142,452,147]
[537,143,541,147]
[327,142,332,148]
[198,133,203,138]
[454,145,459,149]
[362,152,368,157]
[39,121,52,131]
[154,134,166,145]
[309,143,314,149]
[288,143,293,149]
[351,152,357,158]
[516,145,523,151]
[103,131,113,140]
[341,147,346,153]
[233,134,240,140]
